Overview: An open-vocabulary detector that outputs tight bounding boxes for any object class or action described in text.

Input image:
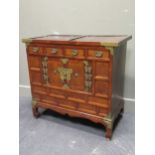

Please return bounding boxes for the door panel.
[67,59,85,91]
[47,58,92,92]
[48,58,63,87]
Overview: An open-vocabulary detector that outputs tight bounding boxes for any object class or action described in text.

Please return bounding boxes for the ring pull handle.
[72,49,78,56]
[51,48,58,54]
[95,51,103,57]
[32,47,39,53]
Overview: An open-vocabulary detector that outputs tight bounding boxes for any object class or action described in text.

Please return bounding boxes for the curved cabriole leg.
[32,98,40,118]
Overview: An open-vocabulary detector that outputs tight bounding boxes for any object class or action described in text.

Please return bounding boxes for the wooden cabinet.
[22,35,131,139]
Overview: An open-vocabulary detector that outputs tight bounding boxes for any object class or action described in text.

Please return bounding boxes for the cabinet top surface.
[23,35,132,47]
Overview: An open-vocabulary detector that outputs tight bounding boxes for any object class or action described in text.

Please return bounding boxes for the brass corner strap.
[103,113,114,129]
[100,43,115,56]
[22,38,33,46]
[106,47,114,56]
[32,97,38,107]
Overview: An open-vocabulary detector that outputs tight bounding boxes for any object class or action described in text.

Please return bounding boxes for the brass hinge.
[83,60,92,91]
[42,56,49,84]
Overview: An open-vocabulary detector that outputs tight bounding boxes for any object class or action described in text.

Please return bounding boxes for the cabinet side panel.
[111,43,127,116]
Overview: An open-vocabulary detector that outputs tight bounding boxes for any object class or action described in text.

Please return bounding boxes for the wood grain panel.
[29,55,41,67]
[32,86,47,95]
[95,81,109,96]
[95,62,109,78]
[68,97,85,104]
[47,58,63,87]
[59,100,77,110]
[88,96,108,108]
[78,103,97,115]
[98,108,108,117]
[41,95,58,106]
[67,59,85,91]
[30,71,42,85]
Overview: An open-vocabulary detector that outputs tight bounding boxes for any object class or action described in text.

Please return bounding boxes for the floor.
[19,97,135,155]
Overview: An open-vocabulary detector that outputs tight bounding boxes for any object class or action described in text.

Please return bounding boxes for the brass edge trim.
[100,35,132,47]
[100,42,118,47]
[106,47,114,56]
[103,113,114,129]
[22,38,33,46]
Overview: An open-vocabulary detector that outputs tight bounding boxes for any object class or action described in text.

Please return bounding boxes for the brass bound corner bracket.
[22,38,33,47]
[106,47,114,56]
[103,113,114,129]
[32,98,37,107]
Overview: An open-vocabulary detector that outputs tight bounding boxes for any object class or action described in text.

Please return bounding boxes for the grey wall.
[20,0,135,100]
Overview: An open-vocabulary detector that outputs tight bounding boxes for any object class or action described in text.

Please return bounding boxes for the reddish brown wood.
[23,35,131,139]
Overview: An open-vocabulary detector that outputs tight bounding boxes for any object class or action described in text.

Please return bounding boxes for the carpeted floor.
[19,96,135,155]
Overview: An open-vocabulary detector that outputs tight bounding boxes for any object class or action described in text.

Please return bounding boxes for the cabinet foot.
[32,107,40,118]
[105,127,112,139]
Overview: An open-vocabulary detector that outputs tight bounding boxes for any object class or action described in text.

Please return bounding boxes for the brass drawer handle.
[32,47,39,53]
[51,48,58,54]
[72,49,78,56]
[95,51,103,57]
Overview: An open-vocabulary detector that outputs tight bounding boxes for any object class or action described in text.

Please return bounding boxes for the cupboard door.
[47,58,93,92]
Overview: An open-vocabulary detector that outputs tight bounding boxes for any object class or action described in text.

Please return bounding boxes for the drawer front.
[87,49,110,60]
[65,48,85,58]
[45,47,63,57]
[28,46,44,55]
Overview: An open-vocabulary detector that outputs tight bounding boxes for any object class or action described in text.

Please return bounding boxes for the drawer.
[87,49,109,60]
[65,48,84,58]
[28,46,44,55]
[45,47,63,57]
